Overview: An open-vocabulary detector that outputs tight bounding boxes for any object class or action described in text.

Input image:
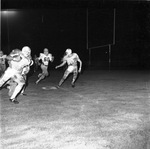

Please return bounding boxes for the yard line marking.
[42,84,85,99]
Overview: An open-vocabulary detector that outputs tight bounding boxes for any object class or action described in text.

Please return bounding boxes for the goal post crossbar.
[88,44,112,71]
[88,44,112,50]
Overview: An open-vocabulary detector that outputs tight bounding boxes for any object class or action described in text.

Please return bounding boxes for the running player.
[0,47,32,104]
[8,46,33,98]
[55,48,82,87]
[36,48,54,84]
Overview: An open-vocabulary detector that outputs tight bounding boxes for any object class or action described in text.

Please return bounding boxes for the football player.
[36,48,54,84]
[55,48,82,87]
[0,50,7,76]
[0,46,32,104]
[19,46,33,95]
[8,46,33,98]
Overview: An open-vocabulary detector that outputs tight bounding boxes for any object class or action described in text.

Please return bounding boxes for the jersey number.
[44,57,49,62]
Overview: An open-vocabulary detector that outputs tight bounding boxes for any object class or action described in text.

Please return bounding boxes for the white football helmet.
[44,48,49,55]
[65,48,72,55]
[0,51,3,56]
[22,46,31,57]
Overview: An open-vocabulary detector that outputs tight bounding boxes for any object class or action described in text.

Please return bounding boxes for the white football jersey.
[10,55,31,73]
[39,53,53,66]
[63,53,79,66]
[0,55,6,64]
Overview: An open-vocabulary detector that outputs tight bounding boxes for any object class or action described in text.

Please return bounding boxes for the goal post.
[86,8,116,70]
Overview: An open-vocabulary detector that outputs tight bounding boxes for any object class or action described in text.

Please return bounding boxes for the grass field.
[0,70,150,149]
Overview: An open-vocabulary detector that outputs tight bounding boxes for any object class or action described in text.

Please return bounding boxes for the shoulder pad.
[73,53,78,57]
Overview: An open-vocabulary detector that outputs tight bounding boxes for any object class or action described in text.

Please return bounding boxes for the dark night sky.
[1,0,150,69]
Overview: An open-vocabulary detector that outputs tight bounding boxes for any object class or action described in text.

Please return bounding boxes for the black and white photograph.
[1,0,150,149]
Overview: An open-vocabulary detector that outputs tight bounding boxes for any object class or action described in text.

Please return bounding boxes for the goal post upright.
[109,44,111,71]
[86,8,91,66]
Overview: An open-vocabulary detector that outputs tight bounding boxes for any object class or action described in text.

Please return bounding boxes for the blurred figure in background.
[0,50,7,76]
[36,48,54,84]
[33,54,39,72]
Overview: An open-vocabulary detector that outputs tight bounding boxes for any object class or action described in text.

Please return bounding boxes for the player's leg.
[8,75,27,97]
[71,66,78,87]
[36,65,48,84]
[0,67,14,88]
[20,75,27,95]
[58,69,70,87]
[43,65,49,77]
[37,64,43,78]
[36,64,43,84]
[8,79,17,97]
[10,74,25,104]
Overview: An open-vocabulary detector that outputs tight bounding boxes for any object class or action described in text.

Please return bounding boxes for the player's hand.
[51,56,54,62]
[30,60,34,66]
[55,66,58,69]
[78,68,81,73]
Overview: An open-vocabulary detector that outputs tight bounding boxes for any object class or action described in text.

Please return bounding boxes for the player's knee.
[19,80,25,86]
[40,74,45,79]
[63,75,67,80]
[73,72,78,77]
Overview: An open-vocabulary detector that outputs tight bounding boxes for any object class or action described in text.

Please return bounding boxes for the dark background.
[1,0,150,69]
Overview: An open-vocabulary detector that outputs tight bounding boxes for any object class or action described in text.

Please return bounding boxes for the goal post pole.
[86,8,91,66]
[113,8,116,45]
[109,44,111,71]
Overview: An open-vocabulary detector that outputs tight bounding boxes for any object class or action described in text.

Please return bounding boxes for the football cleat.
[71,82,75,88]
[56,85,60,89]
[35,80,39,84]
[9,99,13,102]
[20,93,27,96]
[9,98,19,104]
[13,100,19,104]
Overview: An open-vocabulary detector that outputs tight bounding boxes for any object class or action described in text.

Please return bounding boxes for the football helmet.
[43,48,49,55]
[22,46,31,57]
[0,51,3,56]
[65,48,72,55]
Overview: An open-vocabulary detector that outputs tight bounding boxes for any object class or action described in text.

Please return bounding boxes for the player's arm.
[55,61,66,69]
[0,55,6,60]
[77,57,82,73]
[49,54,54,62]
[6,55,13,61]
[6,55,21,62]
[3,55,7,59]
[7,49,22,62]
[29,60,34,66]
[38,53,43,60]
